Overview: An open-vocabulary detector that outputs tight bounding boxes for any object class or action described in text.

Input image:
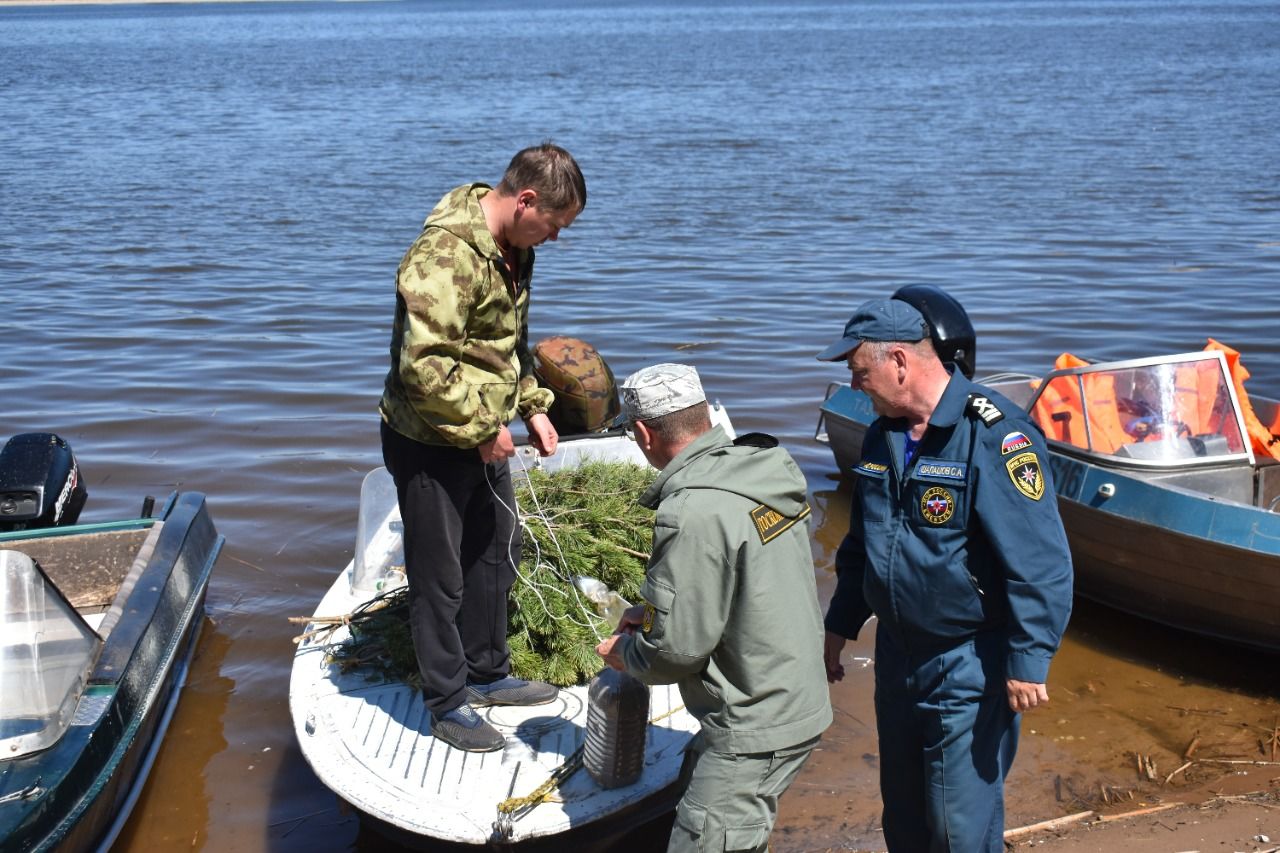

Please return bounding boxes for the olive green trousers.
[667,733,819,853]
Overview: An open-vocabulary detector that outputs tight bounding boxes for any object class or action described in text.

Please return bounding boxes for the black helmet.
[891,284,976,378]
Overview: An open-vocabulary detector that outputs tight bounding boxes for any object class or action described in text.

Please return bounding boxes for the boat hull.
[1046,454,1280,652]
[818,386,1280,653]
[0,492,223,853]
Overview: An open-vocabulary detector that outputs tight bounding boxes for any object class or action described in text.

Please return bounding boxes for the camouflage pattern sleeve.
[515,323,554,419]
[393,231,504,447]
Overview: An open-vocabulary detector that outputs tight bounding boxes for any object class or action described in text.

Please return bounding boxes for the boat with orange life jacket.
[815,285,1280,654]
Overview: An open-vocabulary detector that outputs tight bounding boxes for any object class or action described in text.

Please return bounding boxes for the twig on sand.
[1164,761,1193,785]
[1136,752,1159,781]
[1097,802,1182,822]
[1166,705,1227,716]
[1002,810,1094,841]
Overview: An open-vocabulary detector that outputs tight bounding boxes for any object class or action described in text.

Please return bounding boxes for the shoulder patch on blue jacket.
[967,393,1005,426]
[750,502,811,544]
[1000,430,1034,455]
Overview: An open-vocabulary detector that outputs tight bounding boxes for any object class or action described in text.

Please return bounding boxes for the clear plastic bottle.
[574,575,630,631]
[583,665,650,789]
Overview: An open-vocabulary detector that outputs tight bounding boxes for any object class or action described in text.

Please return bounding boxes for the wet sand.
[770,615,1280,853]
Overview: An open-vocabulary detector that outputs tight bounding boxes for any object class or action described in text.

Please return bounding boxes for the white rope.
[491,454,605,637]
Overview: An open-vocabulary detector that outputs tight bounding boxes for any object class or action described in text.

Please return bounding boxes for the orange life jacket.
[1172,357,1226,437]
[1204,339,1280,462]
[1032,353,1132,454]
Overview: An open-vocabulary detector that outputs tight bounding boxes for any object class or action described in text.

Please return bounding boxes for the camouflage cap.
[620,363,706,422]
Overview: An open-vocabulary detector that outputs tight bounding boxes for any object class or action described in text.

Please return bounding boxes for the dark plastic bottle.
[583,667,650,788]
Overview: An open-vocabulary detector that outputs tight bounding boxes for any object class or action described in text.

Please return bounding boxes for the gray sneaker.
[431,703,505,753]
[466,677,558,708]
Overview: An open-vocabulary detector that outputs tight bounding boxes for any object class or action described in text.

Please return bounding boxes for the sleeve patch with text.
[750,502,812,544]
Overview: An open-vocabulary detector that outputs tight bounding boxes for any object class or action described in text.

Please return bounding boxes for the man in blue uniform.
[818,296,1073,852]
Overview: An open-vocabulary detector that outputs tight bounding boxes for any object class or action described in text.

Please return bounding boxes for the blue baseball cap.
[816,298,929,362]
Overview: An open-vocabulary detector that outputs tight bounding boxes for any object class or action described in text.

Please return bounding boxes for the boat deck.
[291,568,697,846]
[5,527,149,613]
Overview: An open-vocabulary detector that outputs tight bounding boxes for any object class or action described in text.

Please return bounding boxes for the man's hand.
[615,604,646,636]
[525,413,559,457]
[1006,679,1049,713]
[824,631,847,684]
[595,633,629,671]
[478,425,516,463]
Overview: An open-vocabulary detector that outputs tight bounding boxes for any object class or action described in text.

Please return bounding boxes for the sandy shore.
[775,777,1280,853]
[1008,792,1280,853]
[769,585,1280,853]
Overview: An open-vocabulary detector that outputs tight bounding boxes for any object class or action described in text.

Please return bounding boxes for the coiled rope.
[492,702,687,840]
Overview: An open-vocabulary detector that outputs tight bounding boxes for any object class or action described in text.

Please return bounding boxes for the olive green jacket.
[620,427,833,753]
[379,183,554,448]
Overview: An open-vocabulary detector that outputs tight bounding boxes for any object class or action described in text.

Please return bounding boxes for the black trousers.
[380,422,519,717]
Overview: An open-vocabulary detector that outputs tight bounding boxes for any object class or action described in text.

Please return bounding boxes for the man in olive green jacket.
[380,143,585,753]
[596,364,832,853]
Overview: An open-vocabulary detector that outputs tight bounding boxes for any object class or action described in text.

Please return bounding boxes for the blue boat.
[816,350,1280,653]
[0,434,224,852]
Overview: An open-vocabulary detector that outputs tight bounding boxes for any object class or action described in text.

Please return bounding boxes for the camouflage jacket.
[379,183,554,448]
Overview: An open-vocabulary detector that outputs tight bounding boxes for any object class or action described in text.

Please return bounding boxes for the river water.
[2,0,1279,850]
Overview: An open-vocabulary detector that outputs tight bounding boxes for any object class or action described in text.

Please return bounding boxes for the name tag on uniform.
[914,458,968,482]
[854,460,888,478]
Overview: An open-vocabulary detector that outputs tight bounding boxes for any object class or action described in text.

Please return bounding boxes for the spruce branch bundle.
[509,461,655,685]
[313,461,656,689]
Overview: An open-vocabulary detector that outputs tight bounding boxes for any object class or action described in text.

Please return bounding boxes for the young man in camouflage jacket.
[379,143,585,752]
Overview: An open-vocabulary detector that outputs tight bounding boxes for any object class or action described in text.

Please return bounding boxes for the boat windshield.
[351,468,406,595]
[1029,352,1251,465]
[1,549,101,760]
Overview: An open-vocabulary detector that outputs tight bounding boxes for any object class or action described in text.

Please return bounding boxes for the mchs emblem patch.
[920,486,956,524]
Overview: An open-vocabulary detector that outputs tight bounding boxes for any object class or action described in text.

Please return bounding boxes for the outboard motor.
[532,336,622,435]
[892,284,977,379]
[0,433,88,532]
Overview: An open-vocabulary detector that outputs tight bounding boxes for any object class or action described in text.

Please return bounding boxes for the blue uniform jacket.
[824,371,1074,683]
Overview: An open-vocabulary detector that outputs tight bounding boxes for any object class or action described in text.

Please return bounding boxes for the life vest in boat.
[1203,339,1280,462]
[1032,353,1131,454]
[1172,356,1229,438]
